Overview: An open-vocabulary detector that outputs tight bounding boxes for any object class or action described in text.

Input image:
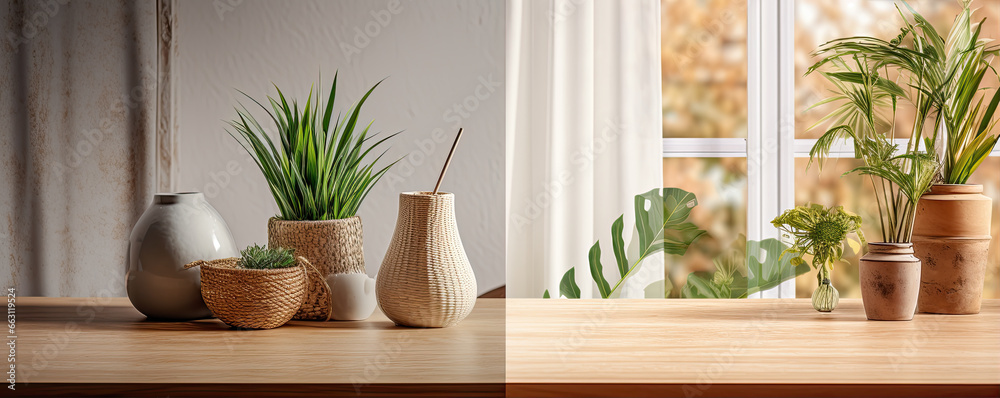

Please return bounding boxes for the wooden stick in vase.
[432,128,463,195]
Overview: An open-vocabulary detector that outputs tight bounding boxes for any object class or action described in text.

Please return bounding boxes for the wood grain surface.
[15,297,999,397]
[505,298,1000,397]
[15,297,504,397]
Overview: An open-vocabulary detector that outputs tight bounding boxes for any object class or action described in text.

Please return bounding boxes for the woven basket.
[184,256,325,329]
[268,217,364,320]
[376,192,477,328]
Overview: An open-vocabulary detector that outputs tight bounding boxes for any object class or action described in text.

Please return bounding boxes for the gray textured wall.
[174,0,505,294]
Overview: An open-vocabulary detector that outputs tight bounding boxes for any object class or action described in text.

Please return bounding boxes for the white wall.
[175,0,505,294]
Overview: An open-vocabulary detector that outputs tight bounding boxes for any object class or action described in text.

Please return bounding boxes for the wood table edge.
[505,382,1000,398]
[14,382,506,397]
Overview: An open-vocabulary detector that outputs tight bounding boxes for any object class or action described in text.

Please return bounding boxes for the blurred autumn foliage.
[661,0,999,299]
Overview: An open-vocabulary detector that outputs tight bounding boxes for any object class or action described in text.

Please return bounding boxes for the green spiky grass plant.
[238,244,296,270]
[228,73,399,221]
[806,56,939,243]
[799,2,999,243]
[935,1,1000,184]
[807,1,998,186]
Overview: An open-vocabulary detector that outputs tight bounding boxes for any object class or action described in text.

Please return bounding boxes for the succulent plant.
[238,244,296,270]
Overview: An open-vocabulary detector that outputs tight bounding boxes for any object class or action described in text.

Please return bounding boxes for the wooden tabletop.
[15,297,504,397]
[506,298,1000,398]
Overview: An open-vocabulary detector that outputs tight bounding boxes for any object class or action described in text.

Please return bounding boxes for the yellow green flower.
[771,204,865,270]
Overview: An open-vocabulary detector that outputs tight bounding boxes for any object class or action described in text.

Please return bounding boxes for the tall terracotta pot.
[376,192,477,328]
[268,217,366,320]
[859,243,921,321]
[912,184,992,314]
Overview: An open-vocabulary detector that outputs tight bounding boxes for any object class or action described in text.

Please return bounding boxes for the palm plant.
[228,73,399,221]
[808,1,998,185]
[933,2,999,184]
[807,8,947,243]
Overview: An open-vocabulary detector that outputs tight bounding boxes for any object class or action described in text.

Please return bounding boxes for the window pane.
[663,157,747,297]
[661,0,748,138]
[794,157,1000,299]
[967,157,1000,299]
[793,158,873,298]
[794,0,1000,139]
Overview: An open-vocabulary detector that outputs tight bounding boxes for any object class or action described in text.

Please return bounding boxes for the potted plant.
[902,2,997,315]
[807,23,941,320]
[228,73,397,320]
[809,2,998,316]
[185,245,312,329]
[771,204,865,312]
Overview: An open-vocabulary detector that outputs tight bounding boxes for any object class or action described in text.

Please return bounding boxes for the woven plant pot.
[268,217,364,320]
[377,192,477,328]
[184,256,320,329]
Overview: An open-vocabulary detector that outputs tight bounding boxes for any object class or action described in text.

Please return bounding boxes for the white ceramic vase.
[126,192,238,320]
[326,273,377,321]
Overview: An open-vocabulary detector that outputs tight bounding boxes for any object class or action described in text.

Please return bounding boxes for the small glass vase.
[811,266,839,312]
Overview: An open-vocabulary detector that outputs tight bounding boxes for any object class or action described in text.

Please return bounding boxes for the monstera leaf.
[681,272,724,298]
[746,238,810,294]
[680,237,810,299]
[550,188,706,298]
[644,275,674,298]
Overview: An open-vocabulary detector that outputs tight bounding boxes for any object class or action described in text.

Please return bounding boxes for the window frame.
[663,0,1000,298]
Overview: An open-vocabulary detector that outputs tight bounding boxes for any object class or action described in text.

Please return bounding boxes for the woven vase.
[376,192,477,328]
[268,217,365,320]
[186,257,311,329]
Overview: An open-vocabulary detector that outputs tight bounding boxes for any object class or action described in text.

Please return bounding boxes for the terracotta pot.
[268,217,366,320]
[912,184,992,314]
[859,243,921,321]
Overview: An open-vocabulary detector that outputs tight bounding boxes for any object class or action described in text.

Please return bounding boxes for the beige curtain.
[0,0,158,296]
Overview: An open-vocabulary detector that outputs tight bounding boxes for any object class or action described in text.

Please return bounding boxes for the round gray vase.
[126,192,238,320]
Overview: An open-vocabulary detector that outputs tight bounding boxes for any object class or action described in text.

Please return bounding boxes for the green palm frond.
[804,3,960,243]
[228,73,400,220]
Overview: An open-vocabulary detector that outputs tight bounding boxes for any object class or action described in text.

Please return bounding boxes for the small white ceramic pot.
[326,273,377,321]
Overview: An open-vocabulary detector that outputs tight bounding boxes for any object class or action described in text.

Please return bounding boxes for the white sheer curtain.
[506,0,663,298]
